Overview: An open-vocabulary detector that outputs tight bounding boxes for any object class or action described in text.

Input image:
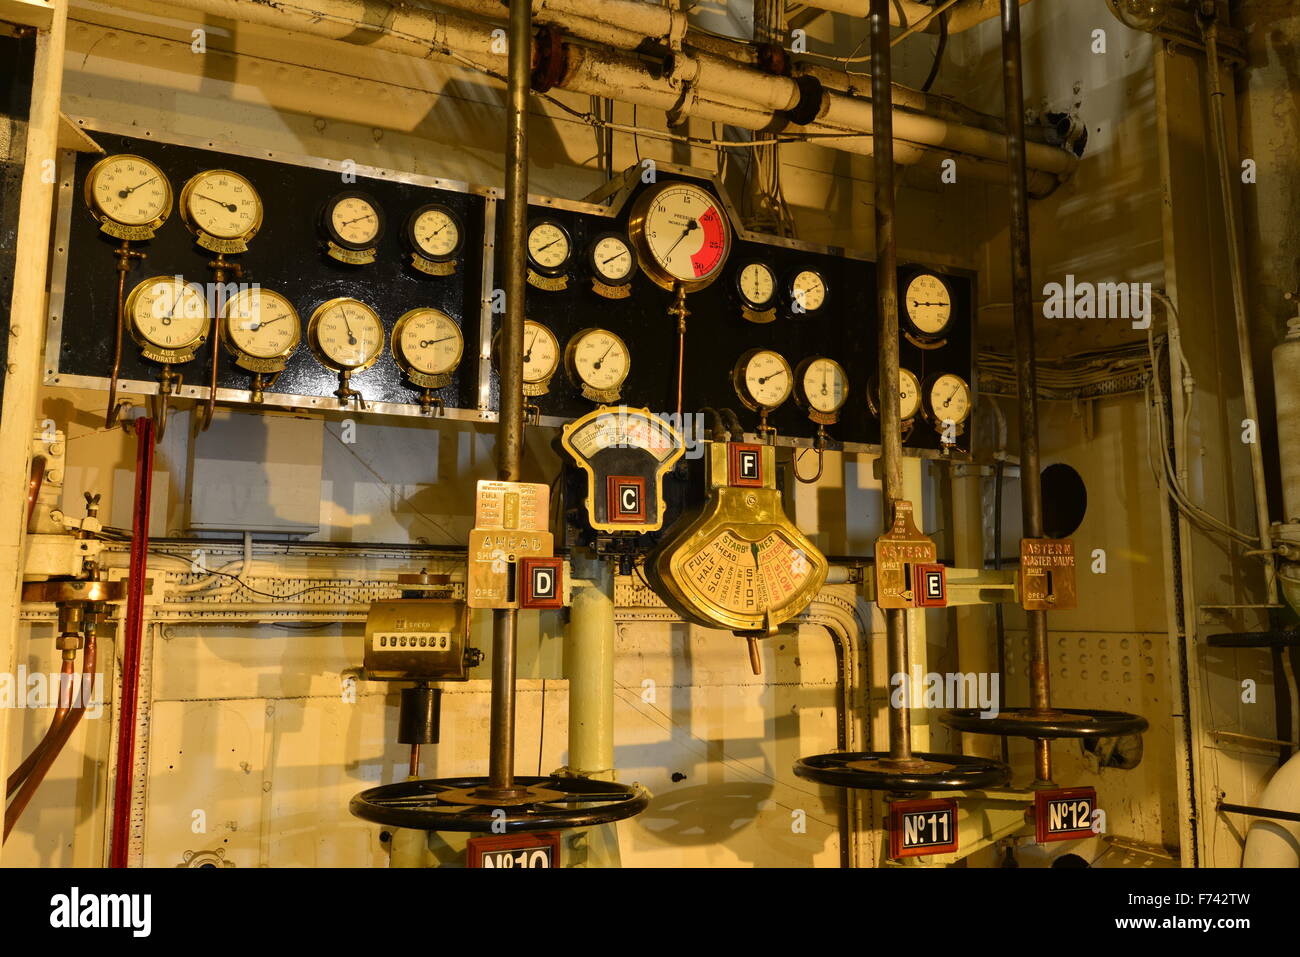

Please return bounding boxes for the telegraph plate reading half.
[889,798,959,859]
[1034,787,1097,843]
[875,500,937,609]
[467,832,560,869]
[1019,537,1078,610]
[560,407,684,534]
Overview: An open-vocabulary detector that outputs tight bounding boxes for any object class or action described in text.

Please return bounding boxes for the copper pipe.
[5,657,75,798]
[26,456,45,530]
[408,744,421,778]
[105,241,141,428]
[4,637,96,841]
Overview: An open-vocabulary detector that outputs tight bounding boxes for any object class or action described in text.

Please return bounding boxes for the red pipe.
[109,417,153,867]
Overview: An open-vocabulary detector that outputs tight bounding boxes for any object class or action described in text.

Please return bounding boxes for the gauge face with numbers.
[393,307,463,377]
[407,204,464,262]
[505,319,560,385]
[589,233,636,285]
[873,368,922,420]
[565,328,630,396]
[307,298,384,371]
[904,273,953,337]
[324,191,384,250]
[221,287,301,361]
[125,276,209,354]
[733,349,792,411]
[925,372,972,425]
[527,220,572,276]
[736,262,776,310]
[84,154,172,232]
[179,169,263,242]
[628,180,731,291]
[796,357,848,415]
[788,269,828,314]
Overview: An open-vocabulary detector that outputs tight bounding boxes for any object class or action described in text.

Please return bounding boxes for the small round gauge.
[393,308,464,377]
[84,154,172,231]
[788,268,828,314]
[733,349,793,411]
[307,298,385,371]
[588,232,636,286]
[904,273,953,339]
[406,203,464,262]
[503,319,561,385]
[527,219,572,276]
[221,288,301,361]
[179,169,263,242]
[565,327,630,395]
[628,180,732,292]
[736,262,777,310]
[124,276,209,353]
[924,372,973,426]
[324,190,384,250]
[870,368,922,420]
[795,356,849,415]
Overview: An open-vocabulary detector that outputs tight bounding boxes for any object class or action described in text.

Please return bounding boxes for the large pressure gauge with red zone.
[628,180,732,292]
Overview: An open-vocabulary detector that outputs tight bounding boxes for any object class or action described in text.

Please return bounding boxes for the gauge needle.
[821,369,829,396]
[943,388,959,408]
[758,370,785,385]
[159,293,180,326]
[750,542,761,569]
[252,316,284,332]
[117,176,156,199]
[523,329,537,362]
[593,340,615,370]
[536,237,563,252]
[601,251,627,266]
[196,193,238,213]
[663,219,698,259]
[342,213,374,226]
[337,307,357,345]
[420,336,457,348]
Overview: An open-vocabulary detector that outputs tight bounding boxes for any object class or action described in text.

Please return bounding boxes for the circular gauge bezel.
[732,348,793,412]
[322,189,385,252]
[405,203,465,264]
[124,275,210,355]
[794,356,850,415]
[734,261,778,311]
[587,232,637,287]
[627,180,732,293]
[494,320,561,385]
[867,368,923,421]
[219,287,301,362]
[922,372,973,427]
[526,218,574,278]
[564,327,631,394]
[83,154,173,232]
[178,169,264,243]
[306,297,385,373]
[392,307,464,378]
[903,271,954,340]
[785,267,830,316]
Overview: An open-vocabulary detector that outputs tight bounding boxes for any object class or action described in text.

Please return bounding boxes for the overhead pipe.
[796,0,1033,32]
[1242,749,1300,867]
[121,0,1076,189]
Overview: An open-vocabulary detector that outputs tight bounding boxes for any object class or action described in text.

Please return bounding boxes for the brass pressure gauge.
[308,297,384,408]
[794,356,849,424]
[84,154,172,240]
[526,218,572,290]
[588,232,636,299]
[868,368,922,422]
[406,203,464,276]
[179,169,263,253]
[628,180,731,293]
[220,287,301,402]
[494,319,560,397]
[786,268,828,316]
[922,372,972,446]
[392,307,463,388]
[903,272,953,347]
[565,327,630,404]
[125,275,210,364]
[735,261,777,323]
[733,349,793,413]
[322,189,384,265]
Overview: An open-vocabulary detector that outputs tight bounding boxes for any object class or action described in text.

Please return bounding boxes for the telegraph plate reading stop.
[1034,787,1097,843]
[889,798,959,859]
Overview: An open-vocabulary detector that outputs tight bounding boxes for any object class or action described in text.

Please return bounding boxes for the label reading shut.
[889,798,959,859]
[1035,787,1097,843]
[467,833,560,869]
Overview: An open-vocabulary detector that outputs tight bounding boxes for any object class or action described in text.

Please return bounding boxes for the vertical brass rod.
[870,0,911,764]
[1000,0,1052,783]
[486,0,532,795]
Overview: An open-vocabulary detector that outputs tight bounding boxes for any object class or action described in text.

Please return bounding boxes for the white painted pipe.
[801,0,1033,33]
[1242,749,1300,867]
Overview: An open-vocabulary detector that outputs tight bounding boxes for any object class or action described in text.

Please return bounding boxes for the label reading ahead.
[889,798,959,859]
[1035,787,1097,843]
[467,832,560,869]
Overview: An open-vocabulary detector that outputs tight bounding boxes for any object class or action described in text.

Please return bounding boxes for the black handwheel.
[939,707,1148,739]
[1207,629,1300,649]
[349,775,649,832]
[793,751,1012,792]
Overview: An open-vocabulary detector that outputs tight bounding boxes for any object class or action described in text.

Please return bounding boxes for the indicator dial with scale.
[405,203,464,275]
[588,232,636,299]
[628,180,732,292]
[735,261,777,323]
[125,275,210,362]
[904,272,953,345]
[923,372,973,446]
[526,218,572,289]
[494,319,560,397]
[787,268,828,315]
[868,368,922,423]
[308,297,384,407]
[393,307,462,414]
[795,356,849,419]
[179,169,263,252]
[322,190,384,264]
[565,327,631,404]
[84,154,172,240]
[732,349,793,439]
[220,287,301,402]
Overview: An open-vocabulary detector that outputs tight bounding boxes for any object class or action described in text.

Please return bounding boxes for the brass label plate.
[874,500,937,609]
[467,528,554,609]
[474,480,550,532]
[1019,537,1078,610]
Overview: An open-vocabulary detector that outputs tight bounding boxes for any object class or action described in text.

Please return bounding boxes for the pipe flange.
[784,74,824,127]
[793,750,1012,792]
[940,707,1149,739]
[531,24,566,94]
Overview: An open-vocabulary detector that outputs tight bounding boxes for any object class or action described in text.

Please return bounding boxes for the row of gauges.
[732,348,972,443]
